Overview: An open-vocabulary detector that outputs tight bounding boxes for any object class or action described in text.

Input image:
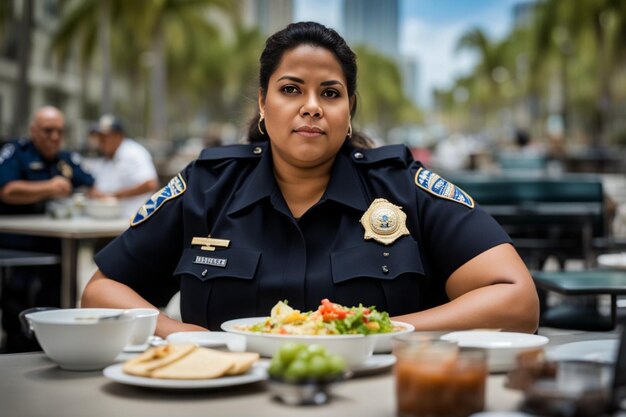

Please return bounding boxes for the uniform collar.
[227,142,277,215]
[322,144,369,212]
[227,141,369,215]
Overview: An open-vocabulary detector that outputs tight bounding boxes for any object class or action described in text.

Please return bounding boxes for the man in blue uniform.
[0,105,94,352]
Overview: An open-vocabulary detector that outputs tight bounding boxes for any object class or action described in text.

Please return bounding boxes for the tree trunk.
[99,0,112,114]
[10,0,32,136]
[149,20,167,143]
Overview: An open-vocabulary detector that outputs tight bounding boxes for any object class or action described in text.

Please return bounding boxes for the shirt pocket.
[174,246,261,282]
[330,238,424,283]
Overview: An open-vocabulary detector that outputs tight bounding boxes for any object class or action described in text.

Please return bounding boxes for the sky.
[294,0,521,106]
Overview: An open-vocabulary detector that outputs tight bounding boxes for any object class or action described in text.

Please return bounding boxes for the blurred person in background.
[88,115,159,218]
[83,22,539,337]
[0,105,94,352]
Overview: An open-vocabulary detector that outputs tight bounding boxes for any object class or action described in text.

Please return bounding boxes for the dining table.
[0,327,621,417]
[0,214,129,308]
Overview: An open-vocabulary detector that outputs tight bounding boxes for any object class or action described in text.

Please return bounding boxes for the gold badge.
[360,198,410,245]
[191,235,230,252]
[57,160,73,179]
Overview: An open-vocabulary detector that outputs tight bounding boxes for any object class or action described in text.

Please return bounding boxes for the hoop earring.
[347,124,352,139]
[257,115,266,136]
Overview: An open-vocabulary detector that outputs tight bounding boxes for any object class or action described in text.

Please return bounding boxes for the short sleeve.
[0,143,22,188]
[117,141,157,186]
[419,191,512,280]
[94,169,189,306]
[68,152,95,188]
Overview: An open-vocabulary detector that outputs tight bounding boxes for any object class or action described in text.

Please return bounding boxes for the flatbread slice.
[223,351,260,375]
[123,344,196,377]
[150,347,236,379]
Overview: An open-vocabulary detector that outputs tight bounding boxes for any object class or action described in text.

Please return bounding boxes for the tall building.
[343,0,399,57]
[240,0,294,35]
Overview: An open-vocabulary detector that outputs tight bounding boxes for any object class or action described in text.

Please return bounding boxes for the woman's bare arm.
[393,243,539,333]
[81,269,207,338]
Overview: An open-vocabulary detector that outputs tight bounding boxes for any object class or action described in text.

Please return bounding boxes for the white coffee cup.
[126,308,159,347]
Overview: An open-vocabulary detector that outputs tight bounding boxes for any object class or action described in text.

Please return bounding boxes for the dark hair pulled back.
[247,21,372,148]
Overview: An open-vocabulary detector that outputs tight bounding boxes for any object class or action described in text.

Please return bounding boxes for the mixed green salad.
[241,299,398,335]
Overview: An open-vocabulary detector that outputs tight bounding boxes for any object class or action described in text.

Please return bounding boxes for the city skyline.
[294,0,520,106]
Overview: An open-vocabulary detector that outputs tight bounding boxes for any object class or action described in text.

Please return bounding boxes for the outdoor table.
[0,215,129,308]
[0,329,618,417]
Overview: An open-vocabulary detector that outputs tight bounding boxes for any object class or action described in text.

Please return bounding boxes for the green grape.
[308,354,330,378]
[278,342,306,364]
[268,356,285,377]
[284,359,309,380]
[327,354,347,374]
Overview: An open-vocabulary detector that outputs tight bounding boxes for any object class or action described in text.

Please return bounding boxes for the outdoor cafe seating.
[448,171,621,330]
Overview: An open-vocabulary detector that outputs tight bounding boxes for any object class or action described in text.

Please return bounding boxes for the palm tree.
[51,0,236,141]
[353,46,421,139]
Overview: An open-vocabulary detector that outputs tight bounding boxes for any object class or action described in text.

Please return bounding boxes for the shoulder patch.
[415,167,475,209]
[0,143,15,164]
[131,174,186,226]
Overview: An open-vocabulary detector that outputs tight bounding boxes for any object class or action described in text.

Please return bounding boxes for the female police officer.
[82,22,539,336]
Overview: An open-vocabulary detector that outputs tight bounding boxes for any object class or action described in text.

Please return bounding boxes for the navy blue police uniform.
[0,138,95,216]
[96,141,511,330]
[0,138,94,352]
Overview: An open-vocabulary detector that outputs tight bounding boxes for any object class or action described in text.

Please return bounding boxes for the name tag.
[193,256,227,268]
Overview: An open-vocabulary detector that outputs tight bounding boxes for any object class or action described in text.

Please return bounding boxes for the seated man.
[88,115,158,218]
[0,105,94,352]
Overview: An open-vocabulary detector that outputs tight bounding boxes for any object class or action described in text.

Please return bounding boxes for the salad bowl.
[221,317,375,368]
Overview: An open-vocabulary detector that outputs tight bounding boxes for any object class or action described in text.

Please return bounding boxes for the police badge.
[360,198,410,245]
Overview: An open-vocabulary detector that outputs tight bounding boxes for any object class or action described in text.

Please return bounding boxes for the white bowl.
[221,317,376,368]
[440,331,549,372]
[372,321,414,353]
[24,308,136,371]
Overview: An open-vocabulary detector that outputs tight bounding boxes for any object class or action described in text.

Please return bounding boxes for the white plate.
[351,354,396,374]
[103,362,267,389]
[597,253,626,270]
[166,331,246,352]
[441,331,549,372]
[546,339,619,364]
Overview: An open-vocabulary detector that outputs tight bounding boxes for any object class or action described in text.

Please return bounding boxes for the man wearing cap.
[0,105,95,352]
[89,115,158,218]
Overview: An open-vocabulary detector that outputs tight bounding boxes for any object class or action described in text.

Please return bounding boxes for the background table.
[0,215,129,307]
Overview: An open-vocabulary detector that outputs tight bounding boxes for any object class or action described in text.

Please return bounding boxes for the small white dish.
[103,362,267,389]
[441,331,549,372]
[546,339,619,364]
[166,331,246,352]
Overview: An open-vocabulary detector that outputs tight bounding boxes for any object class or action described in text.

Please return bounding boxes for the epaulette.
[350,144,412,166]
[198,143,266,161]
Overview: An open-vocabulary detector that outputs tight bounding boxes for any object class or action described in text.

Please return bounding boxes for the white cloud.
[401,3,515,107]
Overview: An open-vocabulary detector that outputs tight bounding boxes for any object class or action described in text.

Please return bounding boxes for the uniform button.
[201,269,208,277]
[353,152,364,160]
[382,265,389,274]
[383,252,390,257]
[253,146,263,155]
